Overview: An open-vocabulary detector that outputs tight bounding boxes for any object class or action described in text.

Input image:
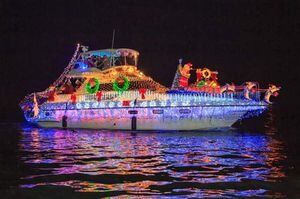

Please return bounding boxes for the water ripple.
[11,126,291,198]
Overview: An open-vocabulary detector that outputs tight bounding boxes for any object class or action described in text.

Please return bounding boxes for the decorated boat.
[19,44,280,130]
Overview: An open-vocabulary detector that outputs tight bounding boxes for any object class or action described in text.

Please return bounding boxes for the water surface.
[0,112,299,198]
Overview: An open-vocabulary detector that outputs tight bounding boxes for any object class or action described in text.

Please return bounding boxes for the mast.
[110,29,115,67]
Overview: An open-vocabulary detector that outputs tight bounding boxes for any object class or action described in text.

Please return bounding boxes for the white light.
[130,101,135,107]
[160,100,166,107]
[76,103,82,109]
[117,101,122,107]
[141,101,147,107]
[150,101,156,107]
[109,102,115,108]
[92,102,98,108]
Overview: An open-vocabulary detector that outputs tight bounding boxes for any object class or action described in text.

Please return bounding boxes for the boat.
[19,44,281,130]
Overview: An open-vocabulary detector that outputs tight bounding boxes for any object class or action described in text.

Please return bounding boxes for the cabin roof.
[82,48,139,58]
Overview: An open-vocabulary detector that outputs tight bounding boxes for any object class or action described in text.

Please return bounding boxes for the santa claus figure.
[179,63,192,87]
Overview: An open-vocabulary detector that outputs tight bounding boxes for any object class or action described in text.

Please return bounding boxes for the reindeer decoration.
[243,82,257,100]
[220,83,236,93]
[264,84,281,104]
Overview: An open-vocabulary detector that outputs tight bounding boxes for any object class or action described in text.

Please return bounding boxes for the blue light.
[77,61,88,70]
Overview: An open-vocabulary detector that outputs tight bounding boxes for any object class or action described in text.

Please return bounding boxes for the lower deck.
[34,105,267,130]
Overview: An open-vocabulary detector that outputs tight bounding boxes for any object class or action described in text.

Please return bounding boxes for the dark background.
[0,0,298,123]
[1,1,300,196]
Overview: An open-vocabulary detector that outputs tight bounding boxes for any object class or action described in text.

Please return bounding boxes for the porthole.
[153,109,163,114]
[128,110,138,114]
[179,109,191,114]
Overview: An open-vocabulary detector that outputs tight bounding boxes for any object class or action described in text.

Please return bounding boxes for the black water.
[1,109,300,198]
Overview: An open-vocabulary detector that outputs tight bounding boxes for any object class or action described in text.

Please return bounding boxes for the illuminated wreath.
[85,78,100,94]
[202,68,211,79]
[113,76,130,93]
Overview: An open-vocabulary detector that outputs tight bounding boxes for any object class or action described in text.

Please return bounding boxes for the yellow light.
[128,67,134,73]
[112,70,117,76]
[209,81,217,88]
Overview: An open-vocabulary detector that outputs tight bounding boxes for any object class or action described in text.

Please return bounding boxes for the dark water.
[1,110,300,198]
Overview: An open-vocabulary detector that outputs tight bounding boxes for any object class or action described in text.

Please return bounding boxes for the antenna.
[111,29,115,49]
[110,29,115,67]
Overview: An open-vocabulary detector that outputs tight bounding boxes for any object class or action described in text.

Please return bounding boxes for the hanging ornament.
[138,88,147,99]
[122,100,130,106]
[211,72,218,81]
[46,85,56,102]
[48,90,55,102]
[113,76,130,93]
[86,78,100,94]
[209,81,218,88]
[197,80,206,88]
[202,68,211,79]
[71,94,76,104]
[96,91,102,101]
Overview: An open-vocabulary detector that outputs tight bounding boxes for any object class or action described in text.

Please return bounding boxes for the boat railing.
[52,89,262,104]
[232,91,261,101]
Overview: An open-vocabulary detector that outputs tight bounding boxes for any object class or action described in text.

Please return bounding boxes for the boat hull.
[38,117,239,130]
[34,105,267,130]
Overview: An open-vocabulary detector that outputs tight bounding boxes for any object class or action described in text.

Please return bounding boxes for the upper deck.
[62,47,166,94]
[74,48,140,71]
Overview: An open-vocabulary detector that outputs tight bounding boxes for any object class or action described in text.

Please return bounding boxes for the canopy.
[82,48,139,58]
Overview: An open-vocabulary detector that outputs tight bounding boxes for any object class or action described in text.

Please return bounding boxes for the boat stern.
[239,101,269,121]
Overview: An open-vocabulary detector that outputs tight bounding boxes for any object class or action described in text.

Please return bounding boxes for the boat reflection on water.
[19,115,287,198]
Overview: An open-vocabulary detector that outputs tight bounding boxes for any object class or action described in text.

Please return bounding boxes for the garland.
[86,78,100,94]
[113,76,130,93]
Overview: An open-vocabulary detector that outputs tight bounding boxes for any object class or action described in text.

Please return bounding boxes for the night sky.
[0,0,298,122]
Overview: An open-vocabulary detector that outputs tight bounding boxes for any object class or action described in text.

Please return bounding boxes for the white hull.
[36,105,266,130]
[38,117,239,130]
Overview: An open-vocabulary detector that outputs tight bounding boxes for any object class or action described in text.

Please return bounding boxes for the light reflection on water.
[19,124,287,197]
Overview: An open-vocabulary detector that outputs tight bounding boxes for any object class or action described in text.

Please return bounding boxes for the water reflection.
[19,122,287,197]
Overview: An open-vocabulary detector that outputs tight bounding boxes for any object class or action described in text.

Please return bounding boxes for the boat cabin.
[52,48,166,96]
[74,48,139,70]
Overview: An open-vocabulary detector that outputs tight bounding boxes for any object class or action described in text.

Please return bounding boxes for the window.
[179,109,191,114]
[128,110,138,114]
[153,109,163,114]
